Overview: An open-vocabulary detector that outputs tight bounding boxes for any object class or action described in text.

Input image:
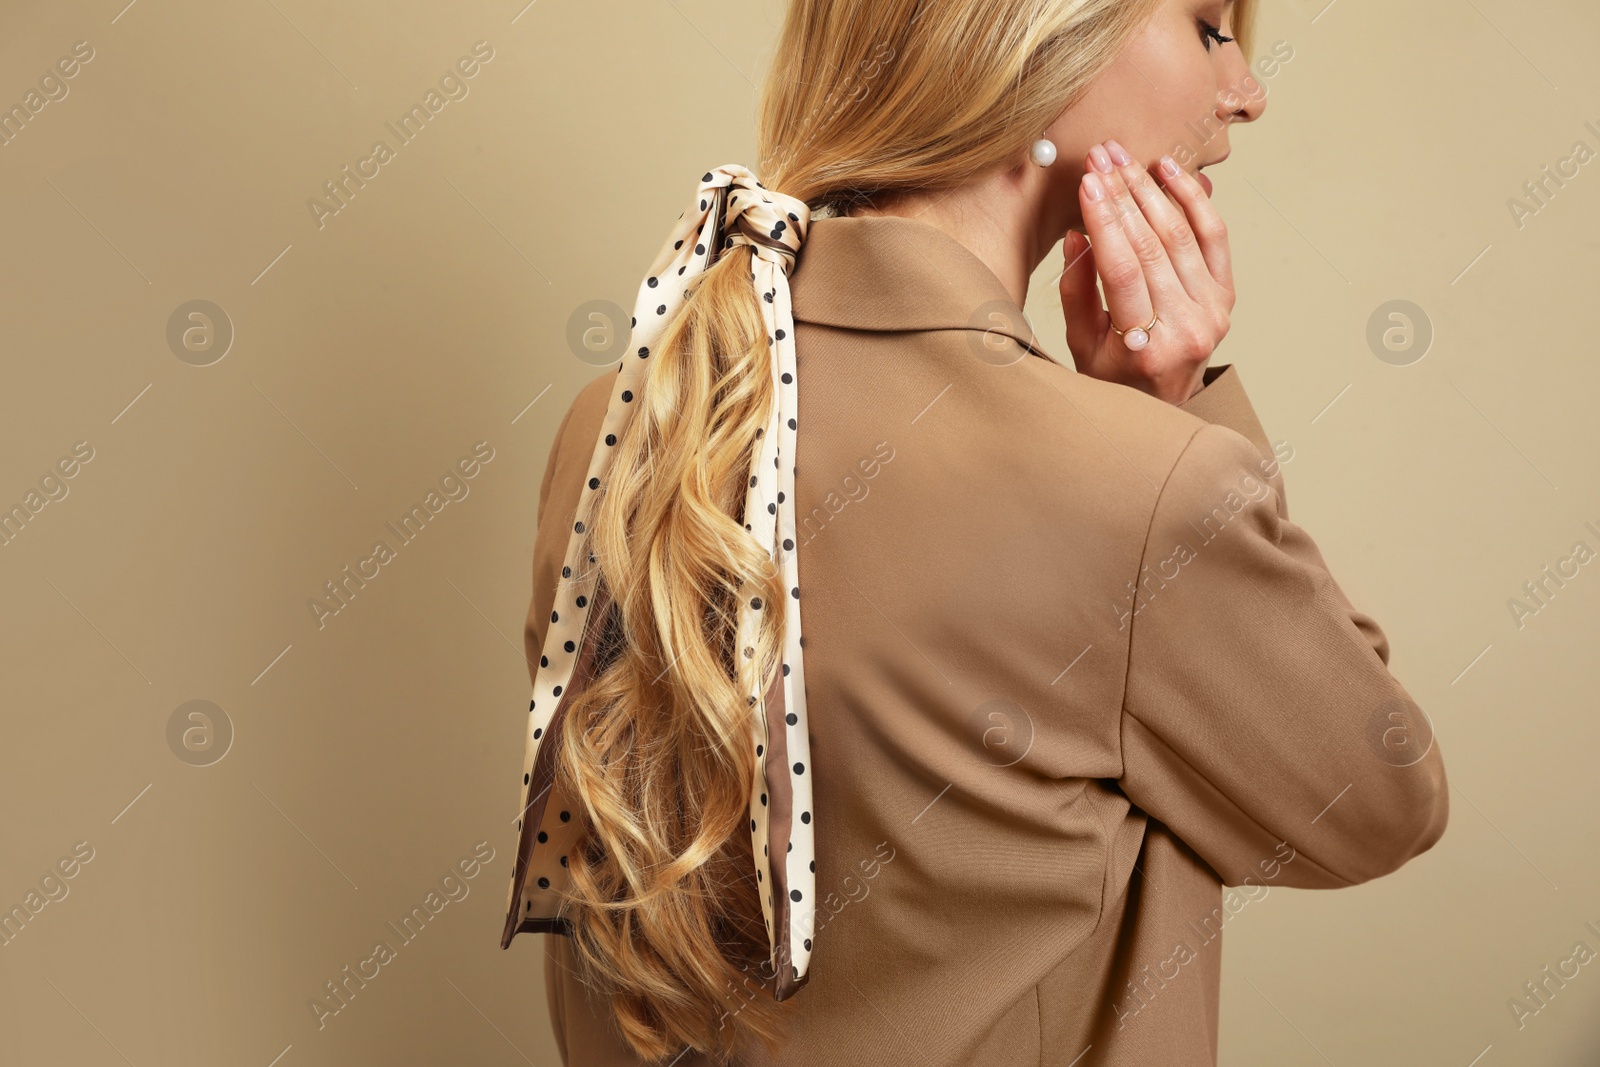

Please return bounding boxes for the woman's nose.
[1218,70,1267,124]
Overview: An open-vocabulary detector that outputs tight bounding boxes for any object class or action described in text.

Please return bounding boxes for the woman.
[502,0,1450,1064]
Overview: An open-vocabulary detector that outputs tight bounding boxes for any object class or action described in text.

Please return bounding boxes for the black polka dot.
[760,792,767,805]
[638,346,649,358]
[622,390,634,402]
[563,640,575,653]
[751,597,763,609]
[695,243,706,255]
[538,876,550,889]
[553,685,562,696]
[588,477,599,489]
[793,762,805,774]
[550,611,559,623]
[786,712,797,725]
[524,772,530,784]
[790,889,802,902]
[781,663,790,676]
[751,819,757,831]
[647,276,658,288]
[656,305,666,315]
[559,810,571,822]
[775,329,786,340]
[791,587,800,599]
[576,595,587,608]
[804,937,812,950]
[537,831,548,843]
[534,727,543,739]
[801,811,811,824]
[674,240,683,249]
[781,372,792,384]
[783,539,794,551]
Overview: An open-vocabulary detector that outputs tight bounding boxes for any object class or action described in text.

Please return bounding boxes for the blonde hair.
[550,0,1258,1061]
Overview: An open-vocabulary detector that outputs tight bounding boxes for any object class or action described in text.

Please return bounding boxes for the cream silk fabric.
[502,165,817,999]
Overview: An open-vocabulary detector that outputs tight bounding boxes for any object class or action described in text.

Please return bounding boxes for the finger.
[1154,155,1234,295]
[1057,229,1107,354]
[1108,145,1224,311]
[1097,144,1188,321]
[1079,167,1154,344]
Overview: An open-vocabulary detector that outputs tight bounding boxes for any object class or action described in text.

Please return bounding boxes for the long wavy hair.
[549,0,1258,1061]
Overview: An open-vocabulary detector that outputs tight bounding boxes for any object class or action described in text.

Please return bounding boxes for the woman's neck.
[844,163,1072,309]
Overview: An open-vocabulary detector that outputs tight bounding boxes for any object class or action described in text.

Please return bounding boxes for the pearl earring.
[1029,138,1057,167]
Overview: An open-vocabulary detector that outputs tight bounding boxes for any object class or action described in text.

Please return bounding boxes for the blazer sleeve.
[1117,365,1449,889]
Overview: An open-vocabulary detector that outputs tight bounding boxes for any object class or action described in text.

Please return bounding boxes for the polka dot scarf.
[506,164,817,999]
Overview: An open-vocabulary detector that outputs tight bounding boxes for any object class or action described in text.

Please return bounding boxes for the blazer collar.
[787,214,1054,362]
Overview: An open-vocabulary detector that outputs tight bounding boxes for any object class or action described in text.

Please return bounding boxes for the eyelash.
[1200,19,1234,51]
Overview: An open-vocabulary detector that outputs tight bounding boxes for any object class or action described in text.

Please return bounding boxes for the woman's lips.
[1197,170,1213,196]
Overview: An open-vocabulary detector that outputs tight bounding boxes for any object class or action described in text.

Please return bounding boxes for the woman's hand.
[1058,139,1236,406]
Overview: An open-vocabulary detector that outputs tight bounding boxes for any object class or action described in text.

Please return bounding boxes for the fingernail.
[1088,144,1113,174]
[1159,155,1180,180]
[1106,139,1132,166]
[1082,172,1105,202]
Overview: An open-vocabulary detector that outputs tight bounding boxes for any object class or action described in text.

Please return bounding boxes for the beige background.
[1,0,1597,1063]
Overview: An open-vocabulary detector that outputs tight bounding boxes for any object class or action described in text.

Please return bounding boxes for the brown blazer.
[518,215,1450,1066]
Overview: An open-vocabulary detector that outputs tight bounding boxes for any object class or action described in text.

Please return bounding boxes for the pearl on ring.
[1112,314,1159,351]
[1029,138,1057,167]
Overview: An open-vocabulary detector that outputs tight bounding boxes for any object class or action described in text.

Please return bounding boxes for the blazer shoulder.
[1031,359,1218,482]
[569,368,615,440]
[1050,362,1281,488]
[555,370,616,461]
